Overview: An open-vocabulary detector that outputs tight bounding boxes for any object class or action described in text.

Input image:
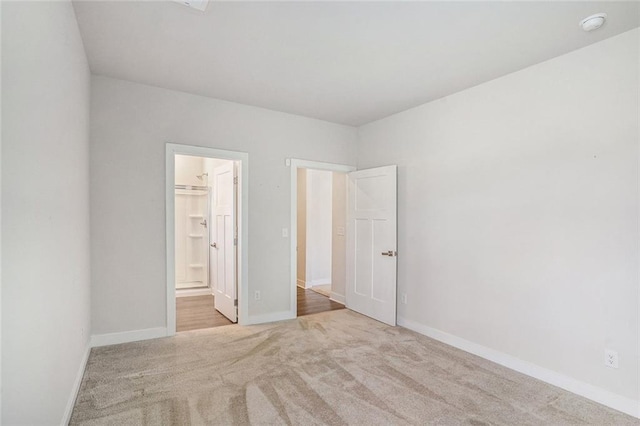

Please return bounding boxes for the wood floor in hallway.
[297,286,344,317]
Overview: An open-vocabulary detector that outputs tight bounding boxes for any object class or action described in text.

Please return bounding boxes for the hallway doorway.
[290,159,355,318]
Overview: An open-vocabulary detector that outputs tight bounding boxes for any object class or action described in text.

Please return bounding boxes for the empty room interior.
[2,1,640,424]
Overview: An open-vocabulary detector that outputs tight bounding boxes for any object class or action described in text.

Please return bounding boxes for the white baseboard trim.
[329,292,345,304]
[90,327,168,348]
[61,343,91,426]
[309,279,331,287]
[297,279,306,289]
[397,317,639,419]
[176,287,213,297]
[246,311,295,325]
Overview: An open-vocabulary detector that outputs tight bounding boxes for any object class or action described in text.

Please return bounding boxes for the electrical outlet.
[282,228,289,238]
[254,290,261,301]
[400,293,407,304]
[604,349,619,369]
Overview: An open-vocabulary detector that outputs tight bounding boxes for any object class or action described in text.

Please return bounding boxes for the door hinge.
[234,237,238,246]
[234,299,238,307]
[233,176,238,184]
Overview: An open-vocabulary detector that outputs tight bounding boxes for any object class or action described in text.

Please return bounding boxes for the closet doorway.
[166,144,248,335]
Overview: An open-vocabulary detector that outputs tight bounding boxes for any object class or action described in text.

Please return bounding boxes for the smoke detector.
[580,13,607,32]
[172,0,209,12]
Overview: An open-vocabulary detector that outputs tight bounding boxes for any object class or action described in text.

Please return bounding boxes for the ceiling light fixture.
[580,13,607,32]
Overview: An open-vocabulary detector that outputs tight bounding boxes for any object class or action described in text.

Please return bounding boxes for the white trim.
[637,36,640,422]
[637,36,640,424]
[90,327,168,348]
[296,279,306,288]
[166,144,249,335]
[329,292,345,305]
[289,159,356,319]
[0,2,3,421]
[397,317,640,419]
[60,344,91,426]
[176,287,214,297]
[246,311,294,325]
[309,279,331,287]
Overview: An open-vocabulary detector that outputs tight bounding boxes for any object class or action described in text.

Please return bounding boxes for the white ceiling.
[73,1,640,126]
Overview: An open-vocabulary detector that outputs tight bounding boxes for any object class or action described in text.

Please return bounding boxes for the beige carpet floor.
[71,310,637,425]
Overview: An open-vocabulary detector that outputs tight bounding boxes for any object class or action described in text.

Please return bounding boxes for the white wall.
[296,168,307,285]
[175,154,204,186]
[2,1,91,424]
[358,29,639,409]
[90,76,357,333]
[331,172,347,301]
[305,169,333,287]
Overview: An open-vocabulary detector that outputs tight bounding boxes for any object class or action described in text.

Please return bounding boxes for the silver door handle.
[381,250,397,257]
[211,242,217,248]
[200,219,207,228]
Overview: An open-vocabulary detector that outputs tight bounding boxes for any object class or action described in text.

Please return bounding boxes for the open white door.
[346,165,397,326]
[212,161,238,322]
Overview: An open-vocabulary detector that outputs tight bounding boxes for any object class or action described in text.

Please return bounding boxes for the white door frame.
[166,143,249,334]
[289,159,356,319]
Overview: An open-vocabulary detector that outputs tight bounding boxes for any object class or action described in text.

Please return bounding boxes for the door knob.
[200,219,207,228]
[211,242,217,248]
[381,250,397,257]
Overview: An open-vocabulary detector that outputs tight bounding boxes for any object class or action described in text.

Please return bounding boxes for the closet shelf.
[188,234,204,238]
[189,264,204,268]
[189,214,204,218]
